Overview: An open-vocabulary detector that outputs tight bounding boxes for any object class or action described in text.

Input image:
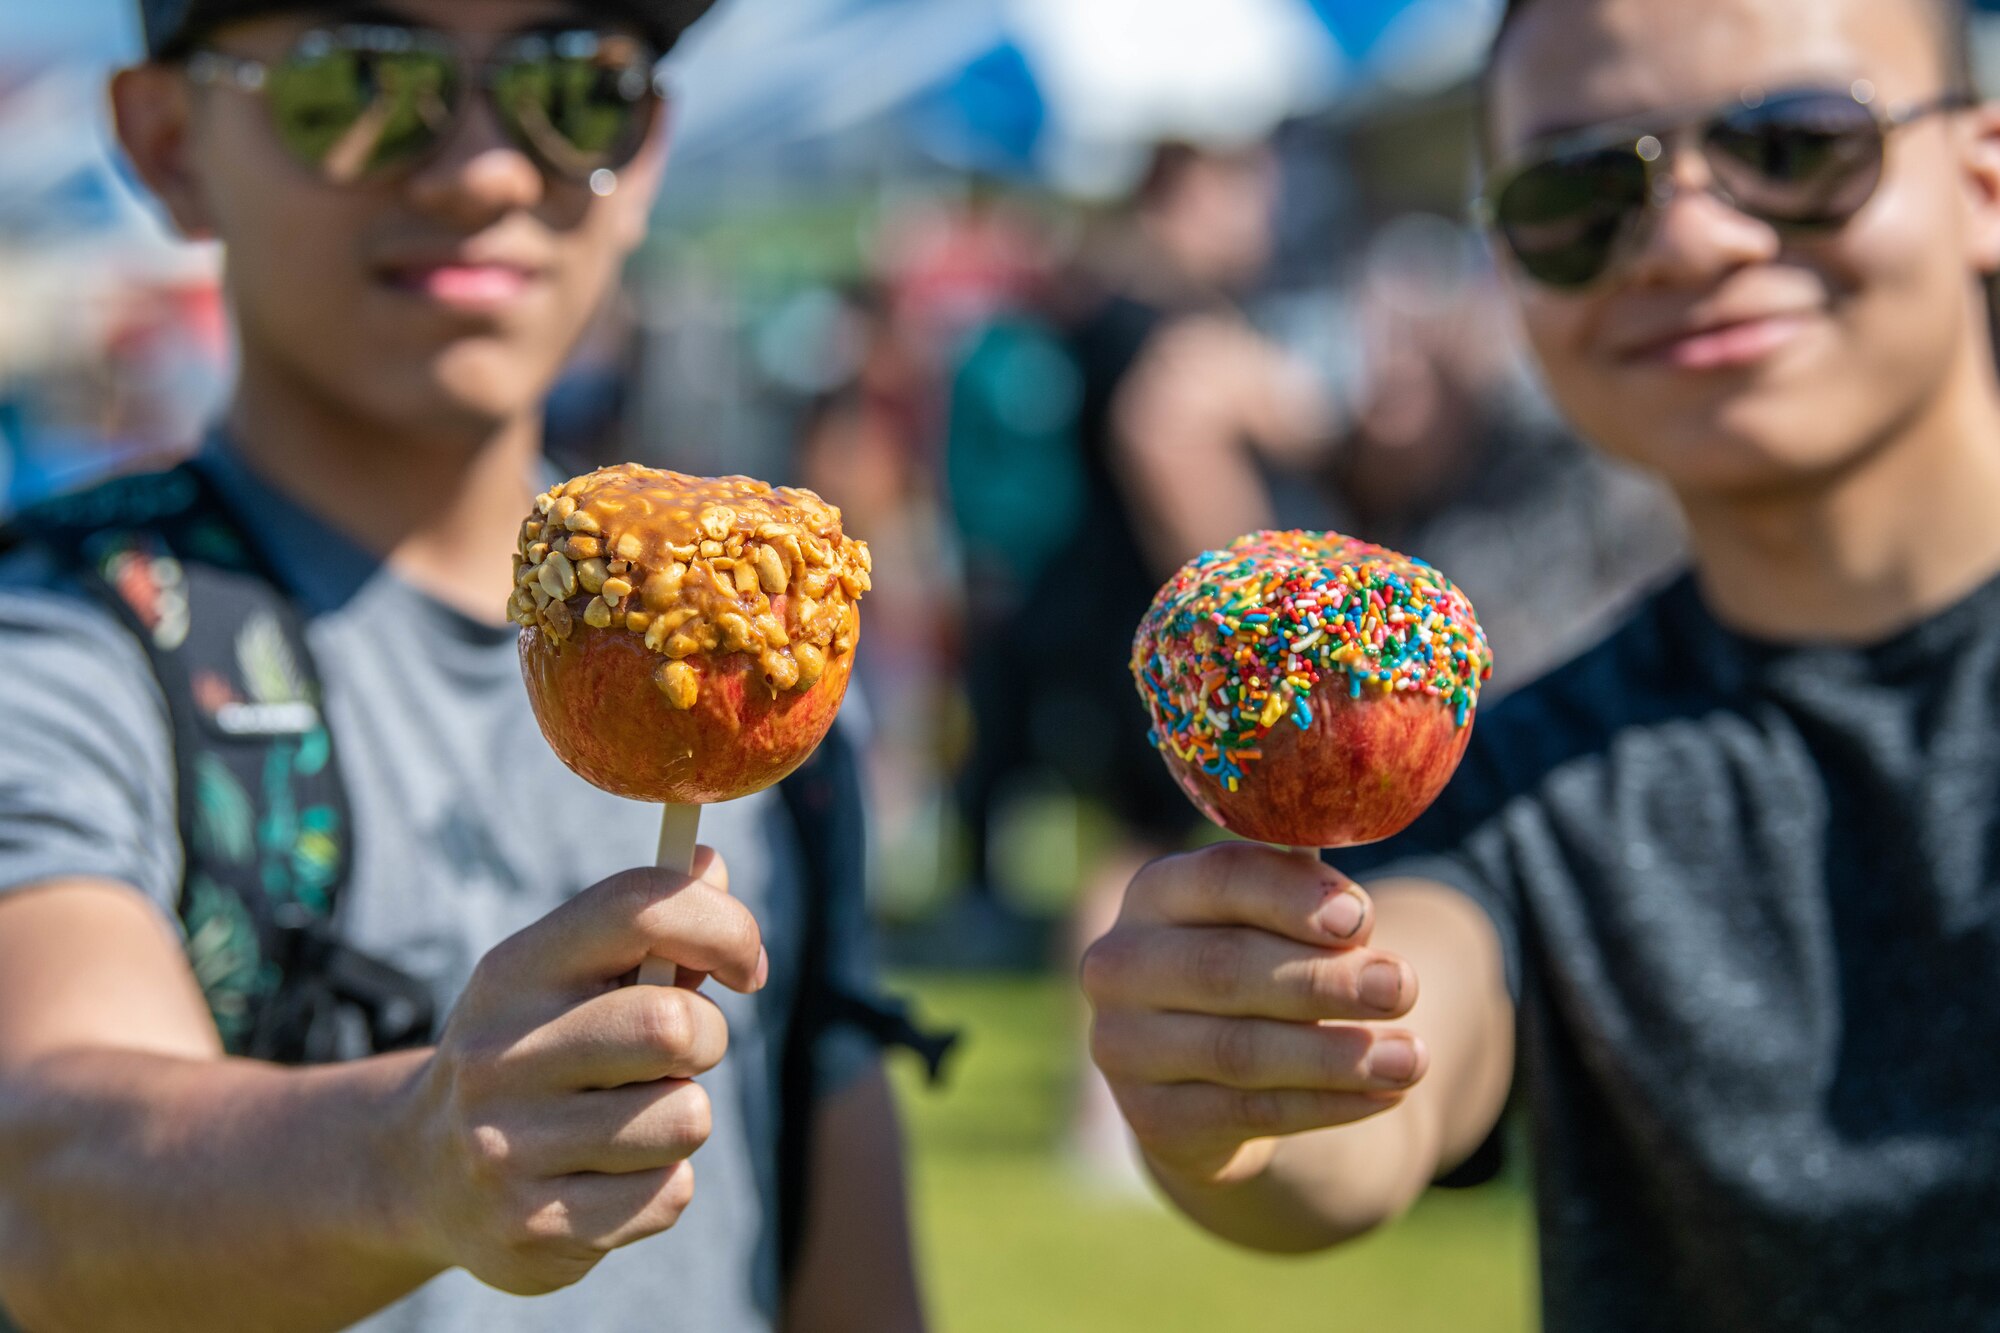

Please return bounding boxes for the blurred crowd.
[0,80,1684,946]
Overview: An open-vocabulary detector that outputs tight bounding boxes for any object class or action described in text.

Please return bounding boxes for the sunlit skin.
[110,0,668,622]
[1490,0,2000,641]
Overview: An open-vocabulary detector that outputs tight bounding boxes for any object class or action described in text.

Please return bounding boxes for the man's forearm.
[0,1046,442,1333]
[1144,1101,1437,1254]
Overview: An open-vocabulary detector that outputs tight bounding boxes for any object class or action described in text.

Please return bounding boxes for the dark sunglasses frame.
[1475,84,1977,290]
[184,21,668,188]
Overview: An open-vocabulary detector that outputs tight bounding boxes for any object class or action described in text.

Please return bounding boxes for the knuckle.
[1085,1012,1134,1077]
[1301,954,1350,1006]
[1317,1031,1362,1085]
[1078,933,1129,1000]
[1177,858,1229,919]
[636,991,692,1054]
[1128,851,1193,908]
[1237,1089,1287,1135]
[666,1085,713,1153]
[466,1122,515,1183]
[1210,1019,1262,1084]
[1119,1087,1172,1147]
[1202,839,1264,892]
[662,1161,696,1217]
[517,1197,576,1249]
[1187,930,1247,1003]
[502,1205,604,1286]
[468,941,518,992]
[614,867,671,921]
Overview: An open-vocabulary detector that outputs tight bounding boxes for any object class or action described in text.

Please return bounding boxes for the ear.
[1957,99,2000,275]
[109,64,218,241]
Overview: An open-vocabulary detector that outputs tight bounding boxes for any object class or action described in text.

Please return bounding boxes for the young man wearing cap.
[0,2,925,1331]
[1082,0,2000,1325]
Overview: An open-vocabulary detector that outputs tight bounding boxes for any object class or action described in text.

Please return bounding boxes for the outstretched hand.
[401,847,765,1295]
[1081,842,1427,1189]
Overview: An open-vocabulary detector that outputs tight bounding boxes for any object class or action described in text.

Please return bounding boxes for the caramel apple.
[511,464,869,807]
[1131,531,1492,848]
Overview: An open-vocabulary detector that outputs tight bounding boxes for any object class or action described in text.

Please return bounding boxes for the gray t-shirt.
[0,450,875,1332]
[1343,570,2000,1332]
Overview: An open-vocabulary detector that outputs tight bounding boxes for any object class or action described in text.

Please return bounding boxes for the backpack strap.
[775,724,956,1281]
[4,462,432,1062]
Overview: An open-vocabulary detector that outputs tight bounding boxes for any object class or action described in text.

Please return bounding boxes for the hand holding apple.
[1080,844,1425,1188]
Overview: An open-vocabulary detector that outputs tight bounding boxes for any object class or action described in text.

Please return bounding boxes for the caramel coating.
[508,464,871,707]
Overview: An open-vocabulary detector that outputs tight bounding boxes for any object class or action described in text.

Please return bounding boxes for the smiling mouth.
[379,263,541,311]
[1620,313,1815,371]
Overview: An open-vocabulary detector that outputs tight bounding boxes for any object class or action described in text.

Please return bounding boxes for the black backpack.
[2,459,951,1281]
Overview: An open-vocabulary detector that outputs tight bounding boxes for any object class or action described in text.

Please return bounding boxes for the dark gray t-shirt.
[0,451,876,1332]
[1343,570,2000,1332]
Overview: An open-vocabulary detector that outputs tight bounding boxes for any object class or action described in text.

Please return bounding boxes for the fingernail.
[1367,1037,1421,1085]
[754,946,770,989]
[1317,891,1366,939]
[1360,961,1404,1011]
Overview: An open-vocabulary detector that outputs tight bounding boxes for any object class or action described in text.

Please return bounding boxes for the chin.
[345,355,556,442]
[430,344,562,420]
[1583,382,1876,498]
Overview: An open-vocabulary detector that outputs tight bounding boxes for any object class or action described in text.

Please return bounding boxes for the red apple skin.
[1159,678,1473,848]
[520,625,854,805]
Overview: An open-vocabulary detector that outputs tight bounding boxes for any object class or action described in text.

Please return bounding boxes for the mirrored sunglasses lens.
[269,29,457,183]
[1496,148,1649,287]
[493,33,656,177]
[1706,94,1884,225]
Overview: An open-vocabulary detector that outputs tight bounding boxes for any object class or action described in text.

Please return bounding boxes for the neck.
[1681,331,2000,644]
[225,345,541,626]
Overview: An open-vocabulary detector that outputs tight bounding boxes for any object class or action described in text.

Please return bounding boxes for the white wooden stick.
[641,803,702,986]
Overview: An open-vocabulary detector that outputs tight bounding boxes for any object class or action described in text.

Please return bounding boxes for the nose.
[403,88,545,225]
[1619,138,1782,288]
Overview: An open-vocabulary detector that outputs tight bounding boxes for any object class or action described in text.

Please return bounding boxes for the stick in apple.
[644,803,702,986]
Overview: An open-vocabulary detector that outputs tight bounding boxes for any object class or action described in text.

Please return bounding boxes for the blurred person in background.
[795,281,966,914]
[0,2,926,1331]
[953,139,1336,931]
[1084,0,2000,1326]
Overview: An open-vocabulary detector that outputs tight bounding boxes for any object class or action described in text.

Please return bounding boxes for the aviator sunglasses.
[1476,84,1975,290]
[185,21,666,193]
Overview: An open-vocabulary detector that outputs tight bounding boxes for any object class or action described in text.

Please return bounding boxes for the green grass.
[888,971,1538,1333]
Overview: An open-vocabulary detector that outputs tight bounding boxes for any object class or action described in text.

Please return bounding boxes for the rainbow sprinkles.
[1131,530,1494,794]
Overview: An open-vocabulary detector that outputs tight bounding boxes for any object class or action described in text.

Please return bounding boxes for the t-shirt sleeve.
[1333,717,1525,1004]
[0,554,182,918]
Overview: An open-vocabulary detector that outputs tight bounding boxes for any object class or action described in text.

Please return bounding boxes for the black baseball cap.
[138,0,718,59]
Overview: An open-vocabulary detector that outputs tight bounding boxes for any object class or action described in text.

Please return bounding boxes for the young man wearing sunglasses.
[0,2,925,1331]
[1083,0,2000,1324]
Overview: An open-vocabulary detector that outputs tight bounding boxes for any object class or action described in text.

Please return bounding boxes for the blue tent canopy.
[665,0,1476,189]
